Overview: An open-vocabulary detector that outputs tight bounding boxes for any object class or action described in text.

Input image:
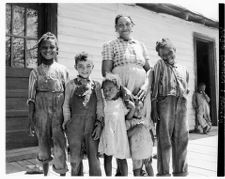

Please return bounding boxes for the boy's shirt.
[151,59,189,101]
[63,76,104,124]
[193,91,210,110]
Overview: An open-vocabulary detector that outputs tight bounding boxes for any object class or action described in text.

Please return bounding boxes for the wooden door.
[5,3,57,150]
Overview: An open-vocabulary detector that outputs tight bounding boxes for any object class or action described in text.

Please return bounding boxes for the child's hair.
[74,51,92,66]
[102,73,121,89]
[115,14,135,26]
[155,38,176,56]
[198,82,206,87]
[37,32,58,51]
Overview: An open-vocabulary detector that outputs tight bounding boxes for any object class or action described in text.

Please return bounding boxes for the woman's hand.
[137,84,148,102]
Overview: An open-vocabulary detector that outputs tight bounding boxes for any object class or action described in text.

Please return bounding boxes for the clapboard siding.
[57,3,219,129]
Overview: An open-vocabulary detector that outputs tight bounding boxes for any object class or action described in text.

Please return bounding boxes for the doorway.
[194,32,217,126]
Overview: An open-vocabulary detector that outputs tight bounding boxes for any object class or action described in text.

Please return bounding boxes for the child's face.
[134,100,144,118]
[159,47,176,63]
[40,39,57,60]
[102,81,119,100]
[75,60,94,79]
[199,85,206,92]
[115,16,133,40]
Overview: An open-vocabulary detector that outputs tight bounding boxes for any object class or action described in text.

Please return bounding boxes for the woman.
[101,14,153,176]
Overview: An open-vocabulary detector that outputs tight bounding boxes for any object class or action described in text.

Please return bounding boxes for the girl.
[126,98,154,176]
[27,32,69,176]
[98,73,135,176]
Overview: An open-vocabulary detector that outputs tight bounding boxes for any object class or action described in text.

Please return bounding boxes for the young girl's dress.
[98,98,130,159]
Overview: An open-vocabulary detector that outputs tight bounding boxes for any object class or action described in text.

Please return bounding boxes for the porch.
[6,127,218,177]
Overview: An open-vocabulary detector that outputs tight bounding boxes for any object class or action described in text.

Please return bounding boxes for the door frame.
[193,32,218,126]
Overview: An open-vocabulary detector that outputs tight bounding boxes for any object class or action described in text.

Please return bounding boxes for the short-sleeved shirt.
[151,59,189,101]
[102,38,150,68]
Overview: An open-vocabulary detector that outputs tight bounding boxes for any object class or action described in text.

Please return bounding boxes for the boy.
[193,83,212,134]
[152,38,189,176]
[62,52,103,176]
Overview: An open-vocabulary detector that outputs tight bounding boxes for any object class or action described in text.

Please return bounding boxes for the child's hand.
[126,101,135,110]
[92,123,102,140]
[62,120,69,130]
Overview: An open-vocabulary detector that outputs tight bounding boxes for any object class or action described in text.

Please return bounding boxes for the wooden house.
[5,3,219,150]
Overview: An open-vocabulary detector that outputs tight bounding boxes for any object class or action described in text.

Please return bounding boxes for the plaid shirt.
[152,59,189,101]
[102,38,150,68]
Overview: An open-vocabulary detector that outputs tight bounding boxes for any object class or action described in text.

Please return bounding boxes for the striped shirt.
[151,59,189,101]
[102,38,150,68]
[27,62,69,104]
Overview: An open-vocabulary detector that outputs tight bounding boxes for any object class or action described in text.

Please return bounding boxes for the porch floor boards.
[6,127,218,177]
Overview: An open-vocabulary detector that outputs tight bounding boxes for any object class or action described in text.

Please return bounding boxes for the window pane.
[12,38,24,68]
[27,8,38,38]
[13,6,25,36]
[6,36,11,66]
[6,4,11,34]
[26,40,38,68]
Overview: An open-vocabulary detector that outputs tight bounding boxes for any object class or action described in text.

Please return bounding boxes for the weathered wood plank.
[6,67,31,78]
[6,98,27,110]
[6,89,28,98]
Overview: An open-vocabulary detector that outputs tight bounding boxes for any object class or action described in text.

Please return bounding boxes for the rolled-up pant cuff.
[52,164,68,174]
[37,155,53,164]
[156,173,171,177]
[173,171,188,176]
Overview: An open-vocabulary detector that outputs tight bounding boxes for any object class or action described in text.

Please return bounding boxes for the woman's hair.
[74,51,91,66]
[102,73,121,89]
[114,14,135,26]
[155,38,176,55]
[37,32,58,51]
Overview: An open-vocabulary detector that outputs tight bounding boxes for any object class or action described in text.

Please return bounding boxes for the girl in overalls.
[27,32,69,176]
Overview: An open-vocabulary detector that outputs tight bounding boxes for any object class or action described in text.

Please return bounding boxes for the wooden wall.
[57,3,219,129]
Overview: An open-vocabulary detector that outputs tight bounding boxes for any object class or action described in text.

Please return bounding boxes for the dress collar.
[76,75,92,84]
[118,37,137,44]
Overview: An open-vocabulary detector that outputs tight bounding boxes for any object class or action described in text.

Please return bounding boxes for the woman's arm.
[102,60,113,77]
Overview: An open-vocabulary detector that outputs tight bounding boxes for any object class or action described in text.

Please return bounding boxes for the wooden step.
[6,146,38,163]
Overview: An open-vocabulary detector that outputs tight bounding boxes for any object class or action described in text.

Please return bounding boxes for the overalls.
[34,67,68,174]
[65,83,101,176]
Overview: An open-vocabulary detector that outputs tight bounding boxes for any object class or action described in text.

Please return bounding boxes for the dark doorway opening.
[194,33,217,126]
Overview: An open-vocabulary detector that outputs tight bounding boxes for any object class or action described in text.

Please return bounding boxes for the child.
[152,38,189,176]
[27,32,69,176]
[193,82,212,134]
[98,73,133,176]
[62,52,103,176]
[126,98,154,176]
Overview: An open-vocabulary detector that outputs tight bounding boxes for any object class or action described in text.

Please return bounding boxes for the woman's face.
[40,39,57,60]
[115,16,133,40]
[102,81,119,100]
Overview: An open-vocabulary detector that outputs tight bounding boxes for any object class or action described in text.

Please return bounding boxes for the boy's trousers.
[65,90,101,176]
[156,95,188,176]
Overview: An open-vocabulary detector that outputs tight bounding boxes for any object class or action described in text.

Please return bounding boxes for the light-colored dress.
[98,98,130,159]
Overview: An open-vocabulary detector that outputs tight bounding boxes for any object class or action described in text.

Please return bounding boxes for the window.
[6,4,39,69]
